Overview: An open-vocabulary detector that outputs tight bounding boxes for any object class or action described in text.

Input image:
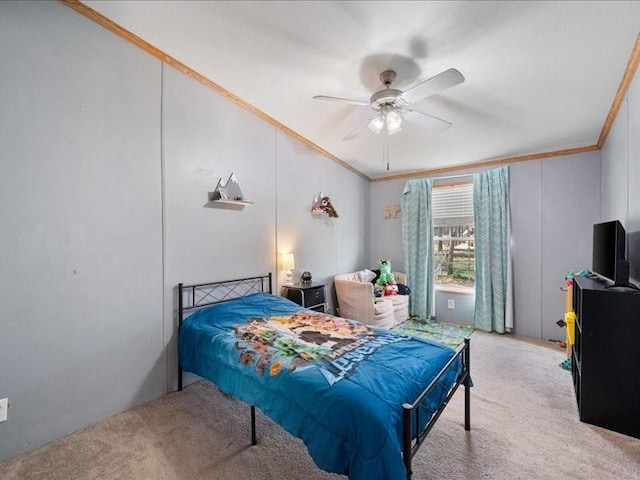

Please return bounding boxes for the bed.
[177,274,470,480]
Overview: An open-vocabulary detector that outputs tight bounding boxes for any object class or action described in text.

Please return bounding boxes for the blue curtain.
[473,166,510,333]
[401,178,433,320]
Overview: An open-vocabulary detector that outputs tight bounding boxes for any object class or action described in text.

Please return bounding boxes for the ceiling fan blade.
[342,116,377,140]
[400,68,465,105]
[403,110,453,133]
[313,95,370,106]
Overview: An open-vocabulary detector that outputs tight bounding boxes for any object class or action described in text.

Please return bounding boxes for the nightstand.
[283,283,327,313]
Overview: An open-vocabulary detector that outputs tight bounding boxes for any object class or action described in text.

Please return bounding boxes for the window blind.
[432,183,474,226]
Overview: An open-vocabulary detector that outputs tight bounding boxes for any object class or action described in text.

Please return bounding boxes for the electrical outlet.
[447,299,455,310]
[0,398,7,423]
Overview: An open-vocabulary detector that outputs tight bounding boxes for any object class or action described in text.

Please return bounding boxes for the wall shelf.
[210,198,253,206]
[207,173,252,209]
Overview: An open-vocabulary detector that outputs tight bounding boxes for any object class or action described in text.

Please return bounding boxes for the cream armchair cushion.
[334,272,395,329]
[388,271,410,325]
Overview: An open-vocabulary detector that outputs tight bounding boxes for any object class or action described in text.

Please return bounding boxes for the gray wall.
[514,152,600,340]
[601,67,640,283]
[161,65,278,391]
[0,1,164,461]
[369,153,601,337]
[370,179,406,272]
[434,292,475,325]
[276,132,371,314]
[0,2,370,461]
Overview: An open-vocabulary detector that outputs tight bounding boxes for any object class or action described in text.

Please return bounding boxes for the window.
[432,182,474,289]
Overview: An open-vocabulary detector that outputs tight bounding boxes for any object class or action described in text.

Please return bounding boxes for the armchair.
[387,271,410,325]
[334,272,395,329]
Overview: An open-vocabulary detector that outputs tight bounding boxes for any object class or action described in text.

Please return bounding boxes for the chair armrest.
[334,279,375,322]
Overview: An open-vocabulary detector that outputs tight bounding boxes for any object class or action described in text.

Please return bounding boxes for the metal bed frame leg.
[464,337,471,431]
[402,404,412,480]
[251,406,257,445]
[178,283,183,392]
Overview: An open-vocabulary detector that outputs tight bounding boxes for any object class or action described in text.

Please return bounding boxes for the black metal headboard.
[177,273,272,390]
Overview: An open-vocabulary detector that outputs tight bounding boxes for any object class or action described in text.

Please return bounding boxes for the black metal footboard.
[402,337,471,480]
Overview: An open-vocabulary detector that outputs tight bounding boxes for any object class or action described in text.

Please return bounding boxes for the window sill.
[435,285,475,296]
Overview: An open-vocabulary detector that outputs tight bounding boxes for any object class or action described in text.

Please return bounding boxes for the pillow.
[357,269,377,283]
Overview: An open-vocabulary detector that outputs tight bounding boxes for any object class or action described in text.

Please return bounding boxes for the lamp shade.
[386,110,402,135]
[368,108,403,135]
[280,253,295,270]
[368,115,384,134]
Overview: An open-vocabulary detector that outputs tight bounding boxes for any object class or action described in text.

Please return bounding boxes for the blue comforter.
[179,292,462,480]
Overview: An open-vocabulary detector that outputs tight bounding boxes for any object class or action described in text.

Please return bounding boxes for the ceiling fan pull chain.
[386,143,390,171]
[383,136,390,171]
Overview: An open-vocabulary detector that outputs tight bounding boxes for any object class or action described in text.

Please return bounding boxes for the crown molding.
[369,145,600,183]
[597,33,640,149]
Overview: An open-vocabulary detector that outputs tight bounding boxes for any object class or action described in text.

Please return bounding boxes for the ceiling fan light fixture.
[386,110,402,135]
[313,67,464,143]
[368,115,384,134]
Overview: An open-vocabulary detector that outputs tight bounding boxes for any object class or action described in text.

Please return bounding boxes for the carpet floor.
[1,331,639,480]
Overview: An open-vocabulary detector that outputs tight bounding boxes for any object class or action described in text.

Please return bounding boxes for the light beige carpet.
[1,331,639,480]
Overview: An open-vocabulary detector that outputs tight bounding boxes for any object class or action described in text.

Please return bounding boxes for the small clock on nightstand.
[300,271,312,285]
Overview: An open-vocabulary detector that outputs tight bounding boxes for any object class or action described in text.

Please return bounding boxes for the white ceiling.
[84,1,640,179]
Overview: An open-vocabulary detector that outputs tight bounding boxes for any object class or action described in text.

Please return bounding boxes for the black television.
[592,220,628,285]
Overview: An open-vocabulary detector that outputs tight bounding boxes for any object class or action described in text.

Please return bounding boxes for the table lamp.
[280,253,295,285]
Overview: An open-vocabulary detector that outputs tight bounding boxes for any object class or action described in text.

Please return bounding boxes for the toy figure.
[319,196,339,218]
[376,259,398,296]
[311,193,339,218]
[376,259,396,286]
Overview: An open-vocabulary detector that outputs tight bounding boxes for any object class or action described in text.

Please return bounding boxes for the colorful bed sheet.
[395,318,474,348]
[178,292,462,480]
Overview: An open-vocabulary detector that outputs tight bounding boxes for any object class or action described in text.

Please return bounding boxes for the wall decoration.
[311,192,339,218]
[384,205,401,219]
[209,173,253,207]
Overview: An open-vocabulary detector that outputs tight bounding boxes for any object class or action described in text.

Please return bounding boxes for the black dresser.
[571,275,640,438]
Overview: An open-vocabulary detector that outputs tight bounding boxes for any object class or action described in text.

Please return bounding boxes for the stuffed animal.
[376,259,396,286]
[383,283,399,296]
[373,284,384,301]
[319,196,339,218]
[376,259,399,296]
[311,194,339,218]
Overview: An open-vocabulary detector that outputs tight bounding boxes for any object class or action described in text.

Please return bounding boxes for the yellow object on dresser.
[564,282,574,356]
[565,311,576,347]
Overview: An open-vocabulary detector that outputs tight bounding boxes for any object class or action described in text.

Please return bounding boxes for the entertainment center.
[570,220,640,439]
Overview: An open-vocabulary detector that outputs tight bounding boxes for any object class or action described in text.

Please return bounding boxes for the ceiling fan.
[313,68,465,141]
